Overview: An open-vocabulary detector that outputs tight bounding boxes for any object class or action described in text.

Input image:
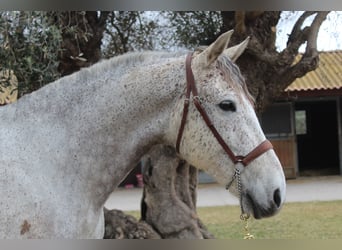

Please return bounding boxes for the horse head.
[169,30,286,219]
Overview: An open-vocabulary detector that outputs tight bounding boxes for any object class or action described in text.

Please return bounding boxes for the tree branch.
[235,11,330,110]
[287,11,316,47]
[280,12,329,66]
[305,11,329,55]
[280,11,329,85]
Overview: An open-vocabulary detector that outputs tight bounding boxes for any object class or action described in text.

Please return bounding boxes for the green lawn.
[197,200,342,239]
[126,200,342,239]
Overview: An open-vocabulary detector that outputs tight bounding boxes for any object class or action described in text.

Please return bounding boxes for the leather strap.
[176,52,273,167]
[235,140,273,166]
[175,53,193,152]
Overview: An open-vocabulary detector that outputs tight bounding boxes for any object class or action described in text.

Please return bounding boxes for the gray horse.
[0,30,286,238]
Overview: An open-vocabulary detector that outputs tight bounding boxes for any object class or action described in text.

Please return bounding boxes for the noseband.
[176,52,273,167]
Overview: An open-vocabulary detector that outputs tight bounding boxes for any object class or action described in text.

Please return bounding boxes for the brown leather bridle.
[176,52,273,167]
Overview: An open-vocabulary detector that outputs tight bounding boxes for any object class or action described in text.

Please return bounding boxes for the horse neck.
[0,52,186,211]
[64,53,186,205]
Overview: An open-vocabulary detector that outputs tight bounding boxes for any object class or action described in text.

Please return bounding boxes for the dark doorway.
[295,100,340,176]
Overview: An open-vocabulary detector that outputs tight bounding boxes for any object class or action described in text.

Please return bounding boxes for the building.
[261,51,342,178]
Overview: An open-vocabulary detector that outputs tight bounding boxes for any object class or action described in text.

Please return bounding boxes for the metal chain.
[236,166,255,239]
[241,214,254,239]
[225,165,255,239]
[236,168,243,209]
[225,168,238,190]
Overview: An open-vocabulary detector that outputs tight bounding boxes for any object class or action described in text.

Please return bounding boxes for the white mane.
[81,50,186,80]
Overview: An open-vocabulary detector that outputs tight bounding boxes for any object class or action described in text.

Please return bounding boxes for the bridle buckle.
[235,156,245,164]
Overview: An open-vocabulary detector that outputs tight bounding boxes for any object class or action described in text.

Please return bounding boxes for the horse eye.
[219,100,236,112]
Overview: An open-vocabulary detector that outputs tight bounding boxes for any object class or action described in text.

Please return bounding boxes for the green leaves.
[0,11,62,97]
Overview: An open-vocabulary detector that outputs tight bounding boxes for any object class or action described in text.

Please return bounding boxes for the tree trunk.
[104,208,161,239]
[140,145,214,239]
[104,145,214,239]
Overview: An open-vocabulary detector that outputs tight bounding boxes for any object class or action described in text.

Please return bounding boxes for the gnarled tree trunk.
[104,208,161,239]
[140,145,214,239]
[104,145,214,239]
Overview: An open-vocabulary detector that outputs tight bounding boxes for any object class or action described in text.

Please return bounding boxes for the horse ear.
[224,36,250,62]
[198,30,234,66]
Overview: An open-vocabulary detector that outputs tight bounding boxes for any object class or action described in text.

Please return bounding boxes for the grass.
[126,200,342,239]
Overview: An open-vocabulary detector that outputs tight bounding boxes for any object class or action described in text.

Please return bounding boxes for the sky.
[276,11,342,52]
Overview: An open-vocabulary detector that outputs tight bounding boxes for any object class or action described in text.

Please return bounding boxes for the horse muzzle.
[243,188,283,219]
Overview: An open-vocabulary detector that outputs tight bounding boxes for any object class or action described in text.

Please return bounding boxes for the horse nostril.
[273,188,282,208]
